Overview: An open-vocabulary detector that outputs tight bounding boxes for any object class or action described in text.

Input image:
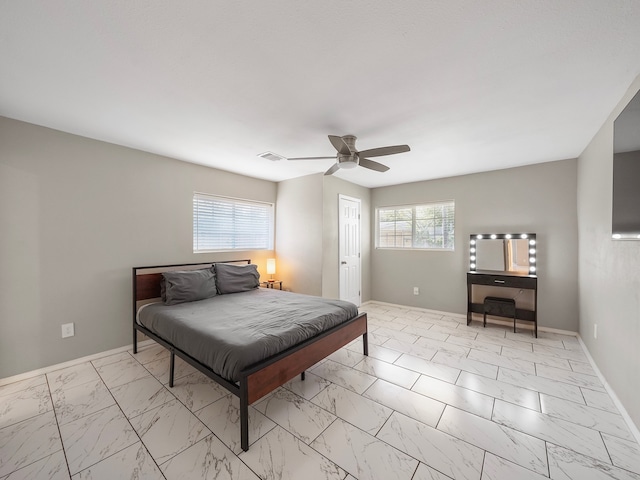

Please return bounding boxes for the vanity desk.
[467,233,538,337]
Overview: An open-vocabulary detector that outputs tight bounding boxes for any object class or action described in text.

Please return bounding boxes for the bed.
[132,260,368,451]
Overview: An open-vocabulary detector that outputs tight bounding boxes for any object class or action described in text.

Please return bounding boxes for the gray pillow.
[161,269,217,305]
[214,263,259,294]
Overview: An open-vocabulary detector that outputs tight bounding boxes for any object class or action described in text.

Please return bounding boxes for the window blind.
[377,201,455,250]
[193,193,274,252]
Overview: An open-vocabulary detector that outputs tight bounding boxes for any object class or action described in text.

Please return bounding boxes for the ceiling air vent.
[257,151,286,162]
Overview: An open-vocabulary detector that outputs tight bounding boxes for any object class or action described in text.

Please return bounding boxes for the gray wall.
[275,174,324,296]
[321,176,371,302]
[577,75,640,428]
[371,160,579,331]
[0,116,276,379]
[275,173,372,303]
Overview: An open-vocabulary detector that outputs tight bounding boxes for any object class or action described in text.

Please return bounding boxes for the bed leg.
[363,332,369,356]
[240,380,249,452]
[133,328,138,354]
[301,371,305,381]
[169,352,175,388]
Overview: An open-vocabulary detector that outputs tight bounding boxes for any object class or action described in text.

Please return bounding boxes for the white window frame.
[375,200,455,251]
[193,192,274,253]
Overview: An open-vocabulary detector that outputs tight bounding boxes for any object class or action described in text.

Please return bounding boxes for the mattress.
[137,288,359,382]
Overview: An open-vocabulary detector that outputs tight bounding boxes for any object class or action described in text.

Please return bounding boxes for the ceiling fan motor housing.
[337,135,358,168]
[341,135,357,152]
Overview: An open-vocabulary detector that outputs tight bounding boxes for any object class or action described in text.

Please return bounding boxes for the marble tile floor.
[1,302,640,480]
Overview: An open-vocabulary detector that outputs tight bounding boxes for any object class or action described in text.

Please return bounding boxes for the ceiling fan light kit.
[285,134,410,176]
[337,154,358,169]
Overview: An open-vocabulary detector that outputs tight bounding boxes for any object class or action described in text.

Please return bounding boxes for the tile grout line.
[35,375,70,480]
[479,450,488,480]
[544,440,550,478]
[90,357,169,480]
[600,429,615,467]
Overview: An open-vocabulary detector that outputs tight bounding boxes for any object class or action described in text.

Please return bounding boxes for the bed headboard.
[132,259,251,302]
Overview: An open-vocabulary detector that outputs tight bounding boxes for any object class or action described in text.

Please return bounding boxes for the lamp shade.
[266,258,276,275]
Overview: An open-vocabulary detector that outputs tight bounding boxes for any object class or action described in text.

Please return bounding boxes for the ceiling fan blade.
[324,163,340,176]
[357,145,410,158]
[328,135,352,155]
[287,156,336,161]
[359,158,390,172]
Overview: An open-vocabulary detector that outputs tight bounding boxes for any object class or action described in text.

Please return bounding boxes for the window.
[376,201,455,250]
[193,193,274,252]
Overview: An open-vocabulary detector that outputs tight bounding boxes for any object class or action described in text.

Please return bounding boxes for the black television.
[612,89,640,240]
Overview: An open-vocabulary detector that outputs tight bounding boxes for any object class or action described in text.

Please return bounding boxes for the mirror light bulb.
[470,248,476,253]
[470,263,476,269]
[529,257,536,263]
[470,240,476,245]
[470,256,476,261]
[476,234,483,239]
[490,234,497,239]
[529,239,536,245]
[505,234,512,239]
[530,266,536,272]
[529,248,536,254]
[520,234,528,239]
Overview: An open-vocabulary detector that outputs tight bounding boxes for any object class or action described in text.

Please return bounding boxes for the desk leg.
[467,282,472,325]
[534,283,538,338]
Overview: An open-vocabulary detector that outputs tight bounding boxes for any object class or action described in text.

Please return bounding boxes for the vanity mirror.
[467,233,538,336]
[469,233,537,275]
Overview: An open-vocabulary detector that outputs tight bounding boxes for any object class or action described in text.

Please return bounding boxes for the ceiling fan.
[287,135,410,176]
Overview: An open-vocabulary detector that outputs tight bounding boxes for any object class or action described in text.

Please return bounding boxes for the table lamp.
[266,258,276,282]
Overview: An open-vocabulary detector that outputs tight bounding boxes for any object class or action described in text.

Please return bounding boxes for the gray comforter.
[137,288,359,382]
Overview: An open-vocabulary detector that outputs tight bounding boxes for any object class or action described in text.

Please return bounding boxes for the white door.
[339,195,361,306]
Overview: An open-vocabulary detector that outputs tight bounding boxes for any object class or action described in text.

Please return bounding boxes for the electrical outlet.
[413,287,419,295]
[594,324,598,339]
[62,323,75,338]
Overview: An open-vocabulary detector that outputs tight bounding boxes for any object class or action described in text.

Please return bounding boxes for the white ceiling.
[2,1,640,188]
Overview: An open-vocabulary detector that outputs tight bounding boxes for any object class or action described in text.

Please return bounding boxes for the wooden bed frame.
[132,260,368,451]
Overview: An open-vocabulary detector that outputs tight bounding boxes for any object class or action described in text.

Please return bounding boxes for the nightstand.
[260,280,283,290]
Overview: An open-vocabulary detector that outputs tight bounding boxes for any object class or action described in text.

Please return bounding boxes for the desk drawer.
[468,273,536,289]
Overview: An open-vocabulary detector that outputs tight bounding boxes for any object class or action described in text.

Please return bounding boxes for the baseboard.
[577,335,640,445]
[363,300,577,337]
[0,339,155,388]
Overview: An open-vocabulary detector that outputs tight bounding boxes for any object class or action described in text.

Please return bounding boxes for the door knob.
[341,261,347,265]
